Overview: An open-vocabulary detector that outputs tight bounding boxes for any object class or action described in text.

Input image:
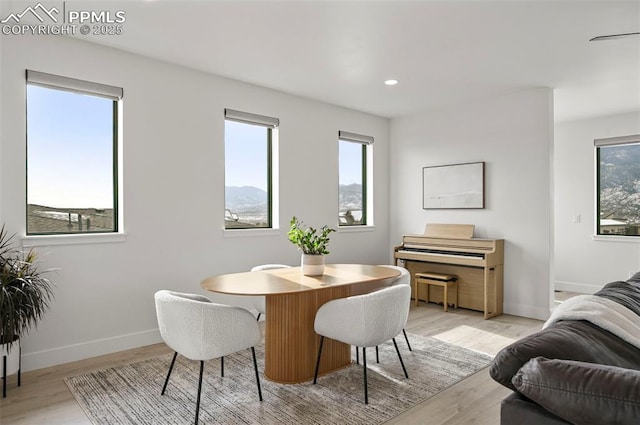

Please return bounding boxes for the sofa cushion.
[490,320,640,392]
[512,357,640,425]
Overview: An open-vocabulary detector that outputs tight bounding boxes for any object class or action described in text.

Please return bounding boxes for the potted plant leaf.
[0,225,54,397]
[288,216,335,276]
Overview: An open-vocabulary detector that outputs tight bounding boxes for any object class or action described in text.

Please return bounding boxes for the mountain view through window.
[598,142,640,236]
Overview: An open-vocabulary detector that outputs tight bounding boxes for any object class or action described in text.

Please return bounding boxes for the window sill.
[591,235,640,244]
[223,228,280,238]
[337,225,375,233]
[22,232,127,247]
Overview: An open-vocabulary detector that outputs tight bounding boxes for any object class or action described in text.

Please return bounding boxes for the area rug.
[65,334,491,425]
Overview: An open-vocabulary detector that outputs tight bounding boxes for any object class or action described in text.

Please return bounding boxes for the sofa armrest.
[490,320,640,392]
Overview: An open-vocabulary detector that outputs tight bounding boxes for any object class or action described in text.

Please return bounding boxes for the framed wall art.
[422,161,485,209]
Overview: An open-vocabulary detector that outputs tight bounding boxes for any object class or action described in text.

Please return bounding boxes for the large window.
[338,131,373,226]
[596,134,640,236]
[224,109,278,229]
[26,71,122,235]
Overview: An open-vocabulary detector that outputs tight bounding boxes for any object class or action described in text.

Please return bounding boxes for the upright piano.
[394,223,504,319]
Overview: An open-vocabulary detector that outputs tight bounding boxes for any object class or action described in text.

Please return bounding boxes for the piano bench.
[414,273,458,312]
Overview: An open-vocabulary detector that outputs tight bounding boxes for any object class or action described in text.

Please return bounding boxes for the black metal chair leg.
[195,361,204,425]
[313,336,325,384]
[2,354,6,399]
[251,347,263,401]
[375,346,379,363]
[161,351,178,395]
[356,346,359,364]
[402,329,412,351]
[363,347,368,404]
[17,344,21,387]
[221,356,224,377]
[392,338,409,379]
[256,313,261,322]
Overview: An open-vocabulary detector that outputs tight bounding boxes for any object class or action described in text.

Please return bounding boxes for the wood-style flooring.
[0,302,542,425]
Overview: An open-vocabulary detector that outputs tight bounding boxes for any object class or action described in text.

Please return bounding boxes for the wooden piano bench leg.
[443,284,448,312]
[453,280,458,309]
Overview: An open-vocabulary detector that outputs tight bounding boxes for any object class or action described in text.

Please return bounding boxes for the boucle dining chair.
[154,290,263,425]
[250,264,291,321]
[313,284,411,404]
[379,264,413,352]
[356,265,413,365]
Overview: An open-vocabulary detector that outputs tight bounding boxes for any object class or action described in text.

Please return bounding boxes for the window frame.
[338,131,373,227]
[595,134,640,238]
[223,109,279,230]
[25,70,123,237]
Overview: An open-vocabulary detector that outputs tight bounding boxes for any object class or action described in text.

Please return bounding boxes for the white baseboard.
[554,280,602,295]
[22,328,163,372]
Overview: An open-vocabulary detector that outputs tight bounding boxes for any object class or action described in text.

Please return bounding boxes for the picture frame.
[422,161,485,209]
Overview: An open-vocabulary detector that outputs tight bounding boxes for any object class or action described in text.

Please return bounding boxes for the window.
[224,109,279,229]
[338,131,373,226]
[596,134,640,236]
[26,70,122,235]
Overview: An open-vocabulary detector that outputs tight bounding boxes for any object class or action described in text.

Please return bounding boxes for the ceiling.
[63,0,640,121]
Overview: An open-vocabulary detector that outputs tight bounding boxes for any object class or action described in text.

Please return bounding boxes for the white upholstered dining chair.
[154,290,263,425]
[250,264,291,321]
[313,284,411,404]
[379,264,413,351]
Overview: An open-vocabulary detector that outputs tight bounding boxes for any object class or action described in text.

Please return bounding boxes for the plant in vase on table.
[287,216,335,276]
[0,225,54,397]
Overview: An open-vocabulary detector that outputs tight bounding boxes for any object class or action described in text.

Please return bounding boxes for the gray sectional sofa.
[490,274,640,425]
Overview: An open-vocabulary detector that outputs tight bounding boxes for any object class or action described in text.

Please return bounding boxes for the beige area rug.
[65,334,491,425]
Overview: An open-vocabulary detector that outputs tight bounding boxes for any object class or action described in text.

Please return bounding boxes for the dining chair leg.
[251,347,263,401]
[362,347,368,404]
[256,313,262,322]
[313,336,325,384]
[375,346,379,363]
[195,360,204,425]
[392,338,409,379]
[161,351,178,395]
[402,329,412,351]
[356,346,359,364]
[221,356,224,377]
[2,354,6,399]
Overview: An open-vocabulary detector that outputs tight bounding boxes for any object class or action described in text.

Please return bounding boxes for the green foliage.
[288,216,335,255]
[0,225,54,348]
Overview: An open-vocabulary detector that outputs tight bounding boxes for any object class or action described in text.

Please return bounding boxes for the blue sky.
[339,140,363,186]
[27,87,363,209]
[225,120,269,190]
[27,85,114,209]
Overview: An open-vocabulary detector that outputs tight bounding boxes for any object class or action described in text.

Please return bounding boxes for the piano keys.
[394,223,504,319]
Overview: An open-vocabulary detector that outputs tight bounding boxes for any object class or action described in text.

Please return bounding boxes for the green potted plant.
[288,216,335,276]
[0,225,54,396]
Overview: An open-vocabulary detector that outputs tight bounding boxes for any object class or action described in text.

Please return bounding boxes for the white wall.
[0,35,391,371]
[390,88,553,320]
[554,111,640,293]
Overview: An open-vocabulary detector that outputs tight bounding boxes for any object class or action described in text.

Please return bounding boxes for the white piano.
[394,223,504,319]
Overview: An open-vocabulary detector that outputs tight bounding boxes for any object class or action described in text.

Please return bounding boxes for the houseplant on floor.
[288,216,335,276]
[0,225,54,397]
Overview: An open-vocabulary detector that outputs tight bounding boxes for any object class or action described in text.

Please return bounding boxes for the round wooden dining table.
[200,264,400,384]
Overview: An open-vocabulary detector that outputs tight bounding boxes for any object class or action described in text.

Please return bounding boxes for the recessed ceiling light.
[384,79,399,86]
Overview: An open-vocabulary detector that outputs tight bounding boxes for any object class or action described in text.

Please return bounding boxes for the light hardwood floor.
[0,303,542,425]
